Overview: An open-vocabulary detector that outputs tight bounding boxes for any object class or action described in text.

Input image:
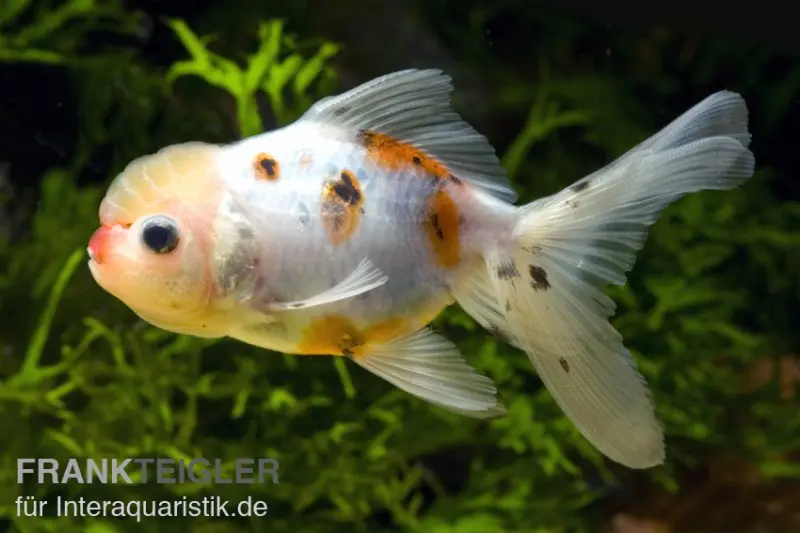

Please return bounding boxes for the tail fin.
[462,92,755,468]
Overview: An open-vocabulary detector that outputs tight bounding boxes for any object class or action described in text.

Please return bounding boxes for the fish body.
[88,70,756,469]
[209,122,510,356]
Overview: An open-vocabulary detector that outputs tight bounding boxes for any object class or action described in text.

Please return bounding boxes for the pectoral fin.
[264,258,388,311]
[352,328,505,417]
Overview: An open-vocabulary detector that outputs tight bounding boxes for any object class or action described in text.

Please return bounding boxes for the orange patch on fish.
[296,314,413,357]
[321,170,365,246]
[253,153,280,181]
[297,315,363,356]
[424,189,461,268]
[357,130,459,182]
[364,317,412,344]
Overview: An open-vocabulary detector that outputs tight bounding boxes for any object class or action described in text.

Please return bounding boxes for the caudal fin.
[467,91,755,468]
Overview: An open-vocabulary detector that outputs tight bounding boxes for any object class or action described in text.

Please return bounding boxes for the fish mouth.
[86,246,104,282]
[87,225,115,265]
[87,246,99,264]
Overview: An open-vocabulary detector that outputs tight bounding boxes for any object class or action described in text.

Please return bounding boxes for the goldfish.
[87,70,755,468]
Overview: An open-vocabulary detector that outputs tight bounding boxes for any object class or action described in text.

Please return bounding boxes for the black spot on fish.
[495,260,520,280]
[333,170,363,205]
[339,334,362,358]
[570,180,590,193]
[430,213,444,240]
[449,173,462,185]
[357,130,376,147]
[522,245,543,255]
[412,155,423,165]
[559,357,570,373]
[260,158,277,176]
[504,300,512,312]
[254,153,279,180]
[528,264,551,291]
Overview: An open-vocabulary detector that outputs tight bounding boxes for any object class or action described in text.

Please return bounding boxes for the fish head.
[88,142,228,337]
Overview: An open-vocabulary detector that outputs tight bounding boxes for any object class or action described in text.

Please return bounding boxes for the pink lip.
[88,226,111,264]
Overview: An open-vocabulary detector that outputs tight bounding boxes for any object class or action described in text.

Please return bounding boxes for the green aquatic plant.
[166,18,339,136]
[0,0,142,64]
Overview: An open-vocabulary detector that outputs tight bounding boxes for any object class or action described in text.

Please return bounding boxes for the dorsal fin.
[299,69,517,203]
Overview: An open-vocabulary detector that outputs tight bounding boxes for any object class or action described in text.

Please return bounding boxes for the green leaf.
[0,0,31,28]
[294,42,339,95]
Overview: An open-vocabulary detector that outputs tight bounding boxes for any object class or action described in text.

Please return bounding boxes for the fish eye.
[141,215,180,254]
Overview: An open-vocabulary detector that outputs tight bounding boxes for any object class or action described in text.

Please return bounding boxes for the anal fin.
[352,328,505,418]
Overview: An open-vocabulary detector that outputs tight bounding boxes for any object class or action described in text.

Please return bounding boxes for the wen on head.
[87,142,226,337]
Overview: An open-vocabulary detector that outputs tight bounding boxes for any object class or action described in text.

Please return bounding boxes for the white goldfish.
[87,70,755,468]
